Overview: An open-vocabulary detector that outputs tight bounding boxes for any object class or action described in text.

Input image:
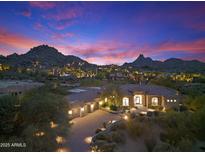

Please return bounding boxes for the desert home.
[67,84,180,119]
[119,84,180,110]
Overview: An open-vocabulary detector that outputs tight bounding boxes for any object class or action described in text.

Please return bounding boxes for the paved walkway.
[66,110,121,152]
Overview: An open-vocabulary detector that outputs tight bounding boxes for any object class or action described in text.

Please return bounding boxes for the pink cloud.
[21,9,31,17]
[29,2,56,9]
[43,7,82,21]
[34,22,44,30]
[0,27,41,52]
[51,32,74,40]
[155,39,205,53]
[48,20,76,30]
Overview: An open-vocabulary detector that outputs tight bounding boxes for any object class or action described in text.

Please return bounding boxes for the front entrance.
[134,95,142,106]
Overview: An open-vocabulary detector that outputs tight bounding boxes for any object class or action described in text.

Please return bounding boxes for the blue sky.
[0,1,205,64]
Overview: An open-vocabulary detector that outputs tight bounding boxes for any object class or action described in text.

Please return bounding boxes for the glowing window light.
[171,100,173,102]
[174,99,177,102]
[105,97,108,102]
[68,110,72,115]
[56,136,65,144]
[91,104,94,109]
[167,99,170,102]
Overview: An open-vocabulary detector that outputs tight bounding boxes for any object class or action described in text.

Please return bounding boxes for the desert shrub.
[109,104,118,111]
[126,120,147,138]
[154,142,178,152]
[95,133,112,142]
[0,83,70,152]
[0,95,19,134]
[144,135,157,152]
[101,102,108,108]
[177,138,193,152]
[111,131,125,144]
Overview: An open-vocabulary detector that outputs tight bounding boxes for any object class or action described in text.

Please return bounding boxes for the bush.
[0,83,70,151]
[109,104,118,111]
[126,120,146,138]
[144,135,157,152]
[111,131,125,144]
[0,95,19,134]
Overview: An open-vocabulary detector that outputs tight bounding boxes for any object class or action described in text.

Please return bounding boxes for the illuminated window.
[171,100,173,102]
[174,99,177,102]
[134,95,142,105]
[122,97,129,106]
[152,97,158,106]
[105,97,108,103]
[167,99,170,102]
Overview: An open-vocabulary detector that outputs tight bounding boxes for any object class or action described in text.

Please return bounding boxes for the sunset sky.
[0,1,205,65]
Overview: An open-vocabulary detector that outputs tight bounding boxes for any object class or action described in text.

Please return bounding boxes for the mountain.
[0,45,97,69]
[1,45,205,73]
[123,54,205,73]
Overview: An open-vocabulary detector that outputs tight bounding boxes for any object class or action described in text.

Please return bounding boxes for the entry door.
[134,95,142,106]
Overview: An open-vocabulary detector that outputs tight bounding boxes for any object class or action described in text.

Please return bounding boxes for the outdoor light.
[171,99,173,102]
[56,148,69,152]
[68,110,72,115]
[105,97,108,102]
[123,115,128,120]
[99,101,103,105]
[91,104,94,109]
[84,136,92,144]
[81,107,84,112]
[174,99,177,102]
[56,136,65,144]
[35,131,45,137]
[50,121,58,128]
[167,99,170,102]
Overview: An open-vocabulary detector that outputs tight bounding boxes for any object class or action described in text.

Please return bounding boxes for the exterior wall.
[163,97,179,110]
[121,92,179,111]
[69,108,80,119]
[68,101,100,119]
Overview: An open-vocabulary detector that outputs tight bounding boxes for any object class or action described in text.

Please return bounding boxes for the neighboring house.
[109,73,127,80]
[0,80,43,96]
[117,84,180,110]
[66,87,102,119]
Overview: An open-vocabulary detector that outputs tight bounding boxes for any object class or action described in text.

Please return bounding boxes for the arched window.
[134,95,142,106]
[122,97,129,106]
[152,97,158,106]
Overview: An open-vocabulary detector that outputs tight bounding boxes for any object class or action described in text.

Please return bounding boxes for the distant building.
[0,80,43,96]
[109,72,127,80]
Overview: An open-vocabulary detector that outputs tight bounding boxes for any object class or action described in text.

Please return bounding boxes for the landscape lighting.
[123,115,128,120]
[99,101,103,105]
[68,110,72,115]
[84,136,92,144]
[81,107,84,112]
[50,121,58,128]
[56,136,65,144]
